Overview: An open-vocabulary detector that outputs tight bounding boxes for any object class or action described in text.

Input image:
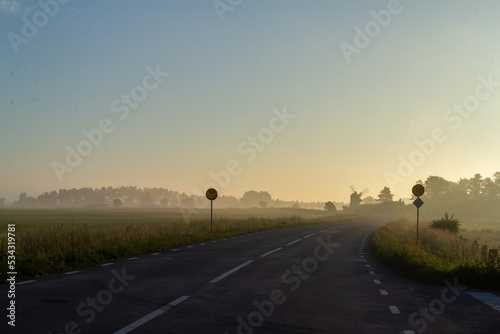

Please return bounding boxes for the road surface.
[2,215,499,333]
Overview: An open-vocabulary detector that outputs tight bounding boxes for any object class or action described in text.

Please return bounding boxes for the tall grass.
[371,219,500,290]
[0,213,354,283]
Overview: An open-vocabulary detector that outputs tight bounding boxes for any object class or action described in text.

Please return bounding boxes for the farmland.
[0,207,361,283]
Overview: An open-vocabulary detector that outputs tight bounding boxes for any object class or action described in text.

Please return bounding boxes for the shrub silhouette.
[429,212,460,233]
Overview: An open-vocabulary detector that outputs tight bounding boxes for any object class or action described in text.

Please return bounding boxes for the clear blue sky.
[1,0,500,204]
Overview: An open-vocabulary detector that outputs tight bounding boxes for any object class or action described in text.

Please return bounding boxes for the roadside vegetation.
[0,208,361,283]
[371,215,500,291]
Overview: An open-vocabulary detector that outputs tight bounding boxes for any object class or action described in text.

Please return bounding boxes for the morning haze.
[1,1,500,204]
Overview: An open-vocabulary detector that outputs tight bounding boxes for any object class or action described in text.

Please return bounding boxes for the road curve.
[1,215,499,334]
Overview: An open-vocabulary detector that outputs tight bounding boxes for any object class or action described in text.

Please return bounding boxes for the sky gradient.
[1,0,500,204]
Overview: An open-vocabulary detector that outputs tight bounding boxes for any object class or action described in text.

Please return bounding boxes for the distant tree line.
[415,172,500,202]
[4,187,342,210]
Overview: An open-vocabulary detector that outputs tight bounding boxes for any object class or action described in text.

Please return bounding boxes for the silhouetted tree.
[113,199,123,207]
[324,201,337,212]
[424,176,452,198]
[141,192,154,206]
[377,187,394,203]
[240,191,272,208]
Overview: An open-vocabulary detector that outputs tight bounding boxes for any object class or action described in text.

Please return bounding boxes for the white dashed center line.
[286,239,301,246]
[389,306,400,314]
[260,247,283,258]
[210,260,254,284]
[304,233,316,238]
[113,296,189,334]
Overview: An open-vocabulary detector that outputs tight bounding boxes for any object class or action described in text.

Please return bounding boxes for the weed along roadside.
[370,218,500,291]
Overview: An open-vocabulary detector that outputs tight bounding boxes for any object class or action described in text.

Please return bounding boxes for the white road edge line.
[210,260,254,283]
[467,292,500,312]
[260,247,283,258]
[113,296,189,334]
[286,239,301,246]
[16,280,36,285]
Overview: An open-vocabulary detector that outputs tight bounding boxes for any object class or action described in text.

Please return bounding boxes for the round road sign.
[412,184,425,197]
[206,188,218,201]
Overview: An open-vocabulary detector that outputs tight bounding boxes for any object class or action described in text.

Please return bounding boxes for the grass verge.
[1,212,359,283]
[371,219,500,291]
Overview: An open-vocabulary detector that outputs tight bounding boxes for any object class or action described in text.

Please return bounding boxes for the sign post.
[412,184,425,242]
[206,188,218,232]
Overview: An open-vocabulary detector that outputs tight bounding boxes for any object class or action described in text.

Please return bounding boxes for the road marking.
[304,233,316,238]
[380,290,388,295]
[151,253,160,256]
[101,263,114,267]
[212,240,217,243]
[200,243,206,246]
[468,292,500,312]
[187,246,194,248]
[171,249,179,252]
[286,239,301,246]
[374,279,381,284]
[64,271,80,275]
[260,247,283,258]
[319,229,328,233]
[113,296,189,334]
[402,331,416,334]
[16,280,35,285]
[210,260,254,283]
[389,306,400,314]
[369,271,375,275]
[128,257,138,260]
[366,264,371,268]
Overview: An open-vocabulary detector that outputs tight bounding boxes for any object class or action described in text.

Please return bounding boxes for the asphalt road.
[2,215,500,334]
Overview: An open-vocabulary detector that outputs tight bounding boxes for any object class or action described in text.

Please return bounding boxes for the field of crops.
[0,207,360,283]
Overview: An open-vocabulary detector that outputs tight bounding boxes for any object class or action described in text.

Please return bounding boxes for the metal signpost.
[412,184,425,242]
[206,188,218,232]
